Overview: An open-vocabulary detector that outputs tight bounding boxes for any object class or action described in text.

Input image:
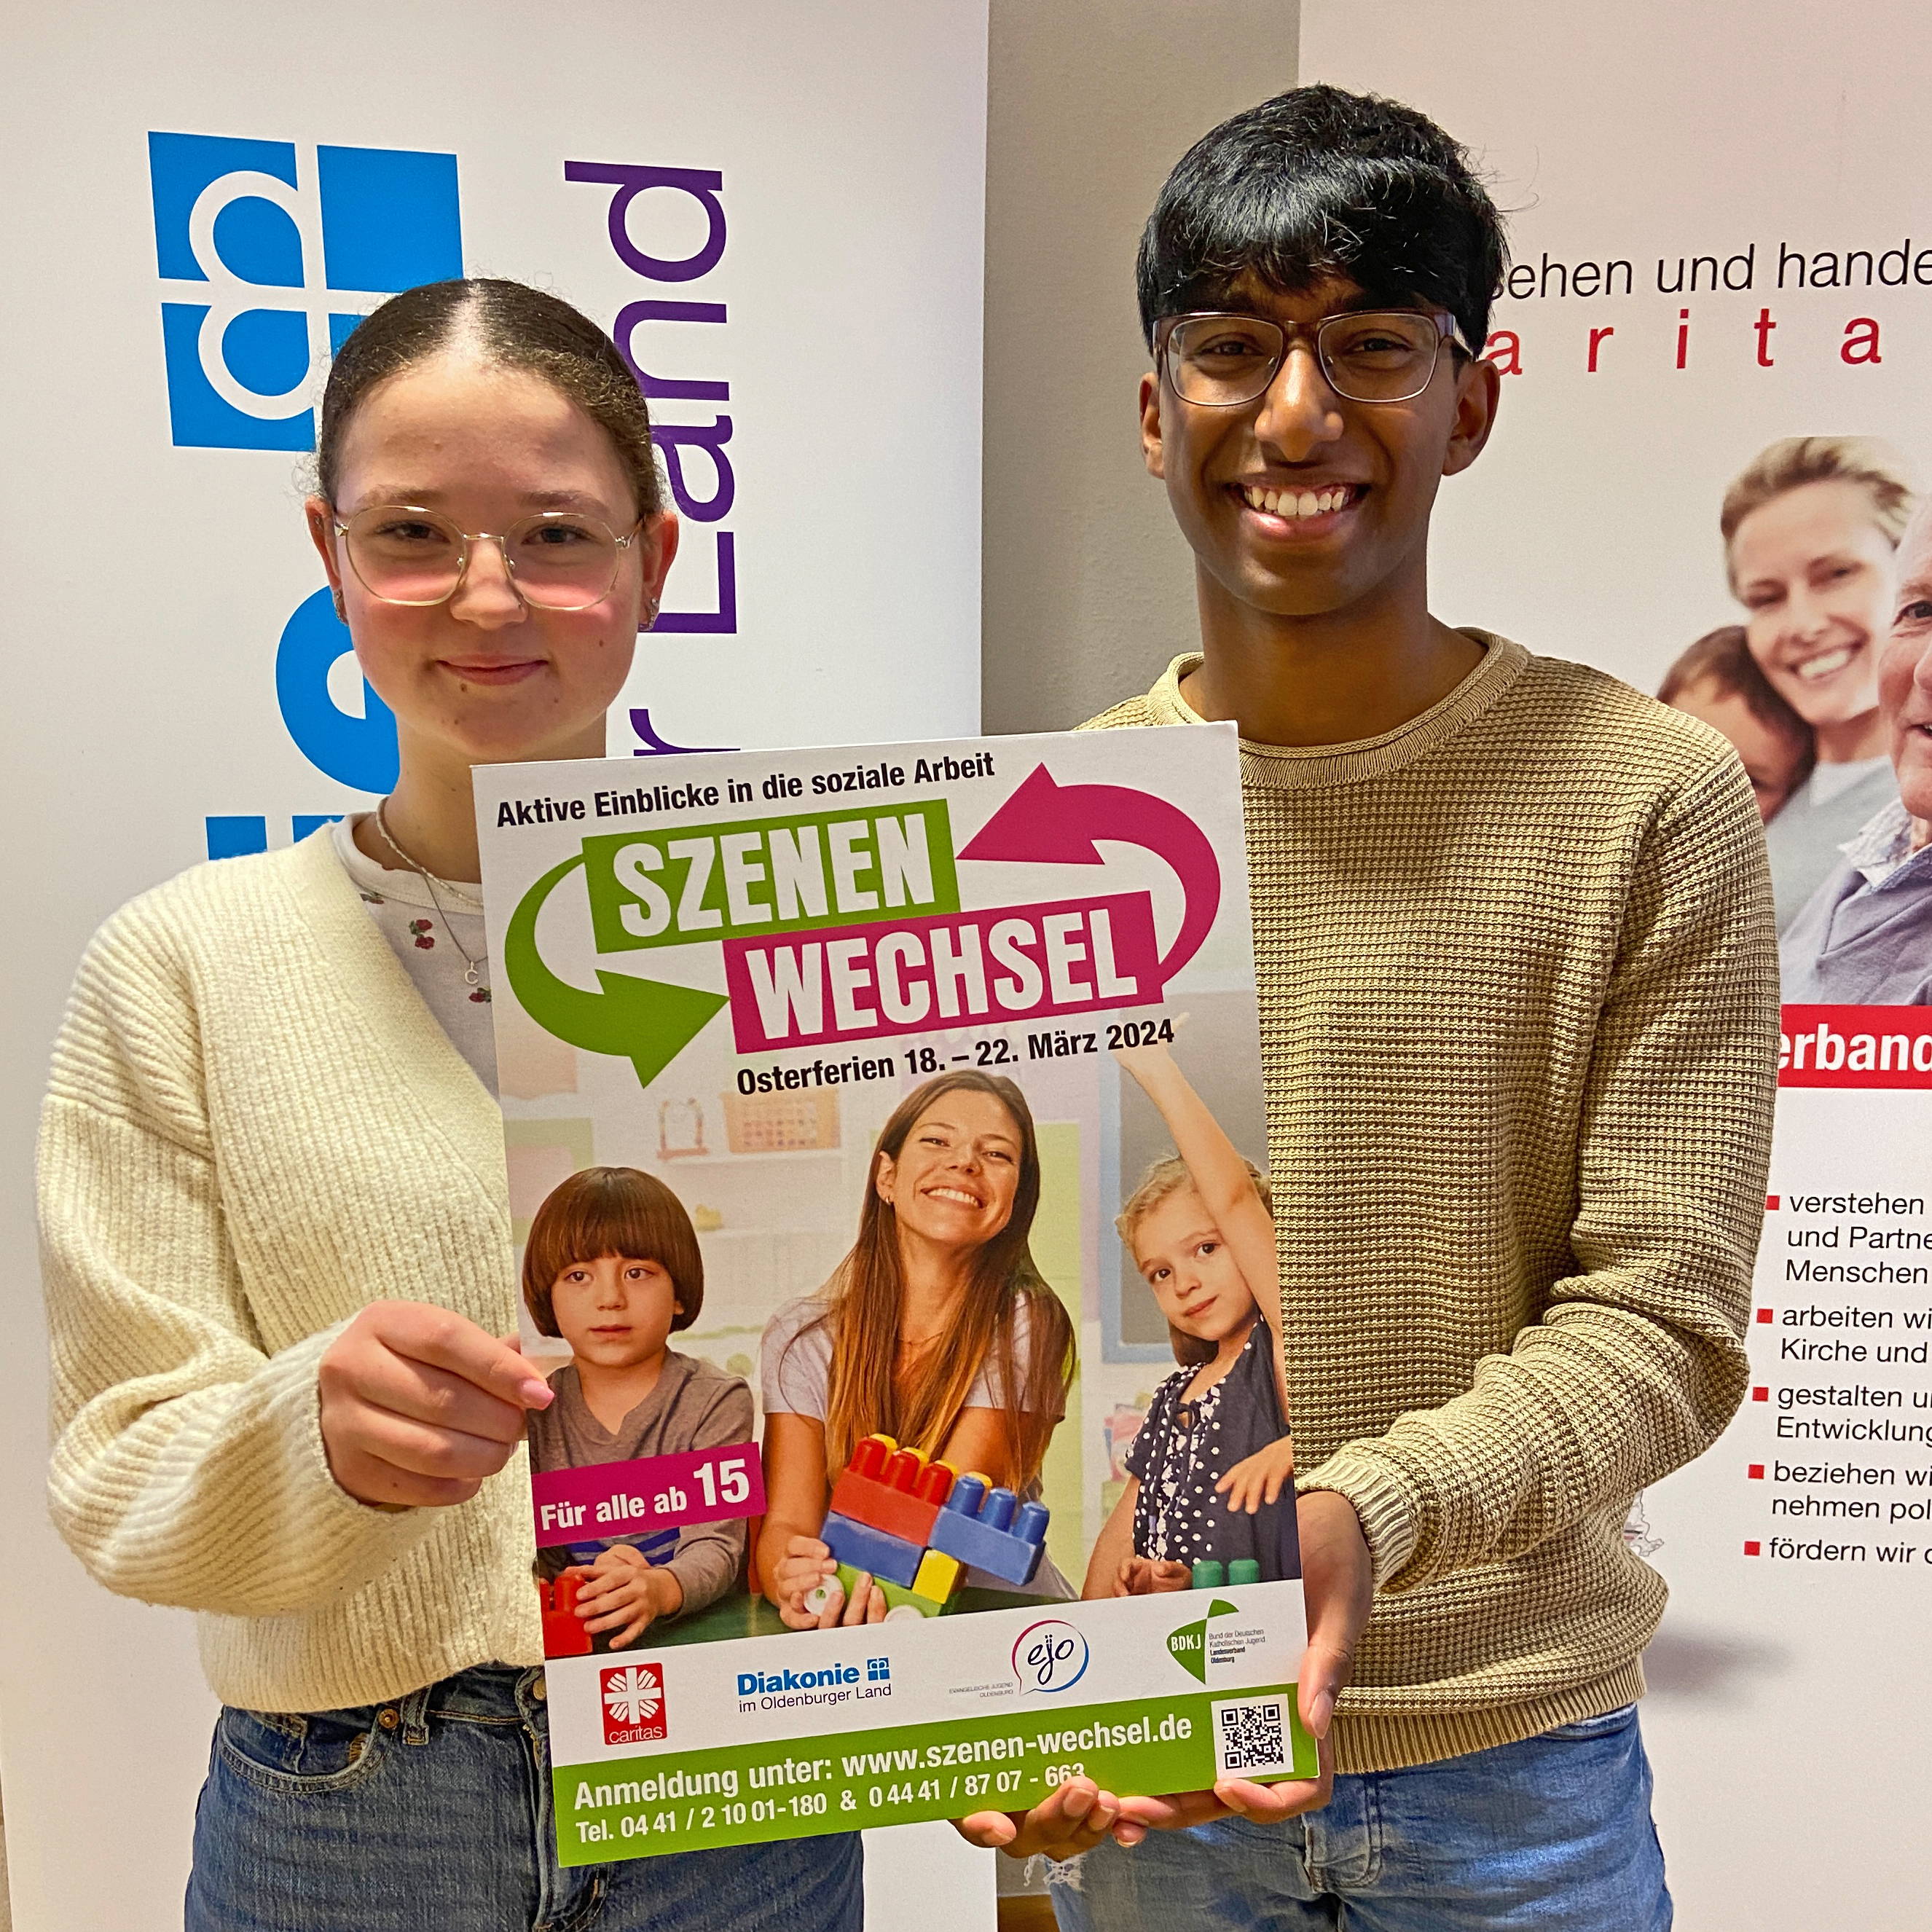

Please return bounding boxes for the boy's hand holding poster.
[474,727,1314,1866]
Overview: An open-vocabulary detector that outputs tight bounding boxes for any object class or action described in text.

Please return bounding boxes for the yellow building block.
[914,1549,962,1601]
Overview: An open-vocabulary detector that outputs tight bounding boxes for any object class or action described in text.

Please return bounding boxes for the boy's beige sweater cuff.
[1299,1451,1422,1588]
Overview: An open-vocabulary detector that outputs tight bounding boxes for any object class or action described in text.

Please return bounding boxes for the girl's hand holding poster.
[474,726,1315,1866]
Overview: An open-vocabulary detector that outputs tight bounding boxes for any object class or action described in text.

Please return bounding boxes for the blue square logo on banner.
[148,131,463,450]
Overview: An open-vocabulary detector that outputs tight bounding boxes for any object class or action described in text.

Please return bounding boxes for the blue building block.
[820,1511,924,1589]
[927,1480,1048,1588]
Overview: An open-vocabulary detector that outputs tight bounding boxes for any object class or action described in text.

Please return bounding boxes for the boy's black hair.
[1136,85,1507,353]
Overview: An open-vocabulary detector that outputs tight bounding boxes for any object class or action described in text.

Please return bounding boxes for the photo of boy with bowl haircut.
[1660,624,1815,822]
[958,86,1780,1932]
[523,1166,752,1651]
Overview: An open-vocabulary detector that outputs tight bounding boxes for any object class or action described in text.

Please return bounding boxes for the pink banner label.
[530,1442,766,1548]
[722,891,1163,1052]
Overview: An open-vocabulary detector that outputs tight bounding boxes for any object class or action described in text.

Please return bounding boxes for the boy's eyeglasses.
[1155,309,1470,407]
[331,504,641,610]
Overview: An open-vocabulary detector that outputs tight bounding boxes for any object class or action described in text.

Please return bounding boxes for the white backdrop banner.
[1303,5,1932,1926]
[0,4,989,1927]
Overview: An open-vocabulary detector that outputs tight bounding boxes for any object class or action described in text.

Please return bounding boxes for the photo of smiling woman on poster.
[1721,434,1915,927]
[758,1070,1077,1628]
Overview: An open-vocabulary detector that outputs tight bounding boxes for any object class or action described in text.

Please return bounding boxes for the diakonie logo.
[147,131,463,449]
[1013,1619,1089,1695]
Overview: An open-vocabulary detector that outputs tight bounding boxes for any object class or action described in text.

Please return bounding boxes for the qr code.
[1212,1696,1289,1777]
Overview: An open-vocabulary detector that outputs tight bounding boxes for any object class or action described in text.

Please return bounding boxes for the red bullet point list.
[1756,1308,1774,1324]
[1745,1540,1762,1556]
[1751,1386,1770,1402]
[1766,1194,1780,1210]
[1748,1464,1765,1479]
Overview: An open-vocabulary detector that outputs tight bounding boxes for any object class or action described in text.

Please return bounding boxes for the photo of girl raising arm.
[755,1071,1076,1628]
[1084,1035,1296,1600]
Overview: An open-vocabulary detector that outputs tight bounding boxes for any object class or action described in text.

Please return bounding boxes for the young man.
[959,85,1778,1928]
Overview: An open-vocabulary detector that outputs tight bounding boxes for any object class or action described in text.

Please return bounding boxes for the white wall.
[981,1,1303,735]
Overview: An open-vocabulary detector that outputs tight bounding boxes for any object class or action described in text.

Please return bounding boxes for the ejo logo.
[1013,1619,1090,1695]
[600,1662,668,1747]
[147,131,463,451]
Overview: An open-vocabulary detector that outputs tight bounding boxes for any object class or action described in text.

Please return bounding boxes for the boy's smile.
[1140,275,1497,631]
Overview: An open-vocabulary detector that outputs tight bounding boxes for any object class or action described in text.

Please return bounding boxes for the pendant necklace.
[374,799,487,989]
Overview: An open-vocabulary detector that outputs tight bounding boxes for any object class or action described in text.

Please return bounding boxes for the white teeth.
[1794,646,1858,682]
[1241,483,1352,518]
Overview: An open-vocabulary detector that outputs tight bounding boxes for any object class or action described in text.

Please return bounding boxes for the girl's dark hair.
[1136,84,1508,353]
[1658,624,1816,793]
[316,279,663,519]
[522,1166,702,1337]
[798,1072,1075,1490]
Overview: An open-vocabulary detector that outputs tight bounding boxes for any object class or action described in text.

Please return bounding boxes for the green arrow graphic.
[506,852,729,1090]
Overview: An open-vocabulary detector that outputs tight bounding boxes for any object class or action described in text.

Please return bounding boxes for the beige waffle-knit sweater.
[39,829,541,1711]
[1085,637,1780,1774]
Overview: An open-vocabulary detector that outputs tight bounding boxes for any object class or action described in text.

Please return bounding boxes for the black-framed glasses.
[332,504,642,611]
[1155,309,1469,407]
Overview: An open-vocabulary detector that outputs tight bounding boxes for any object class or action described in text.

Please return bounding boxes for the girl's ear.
[873,1150,898,1206]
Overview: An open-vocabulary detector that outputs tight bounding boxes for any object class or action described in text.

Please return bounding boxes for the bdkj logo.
[1013,1619,1089,1695]
[600,1662,668,1747]
[148,131,463,449]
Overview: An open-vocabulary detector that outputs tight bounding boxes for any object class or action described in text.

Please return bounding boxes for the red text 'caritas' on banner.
[530,1442,765,1549]
[1780,1005,1932,1088]
[721,892,1162,1052]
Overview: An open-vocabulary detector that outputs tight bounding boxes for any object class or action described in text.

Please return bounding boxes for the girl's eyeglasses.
[332,504,640,611]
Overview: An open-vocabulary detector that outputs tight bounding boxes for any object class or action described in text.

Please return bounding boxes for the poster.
[1301,5,1932,1925]
[474,726,1315,1864]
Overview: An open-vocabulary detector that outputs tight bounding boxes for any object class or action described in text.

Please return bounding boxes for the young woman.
[1723,435,1915,927]
[39,278,863,1930]
[755,1071,1076,1627]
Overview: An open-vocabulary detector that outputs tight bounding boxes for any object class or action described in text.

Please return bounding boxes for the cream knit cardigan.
[40,830,541,1712]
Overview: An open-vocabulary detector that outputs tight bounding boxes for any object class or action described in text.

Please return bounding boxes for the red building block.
[830,1435,956,1549]
[539,1573,593,1657]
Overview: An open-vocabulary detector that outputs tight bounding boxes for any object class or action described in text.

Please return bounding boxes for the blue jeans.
[185,1664,864,1931]
[1046,1705,1668,1931]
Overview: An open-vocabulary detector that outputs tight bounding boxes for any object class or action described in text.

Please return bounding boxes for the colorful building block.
[820,1509,925,1588]
[538,1573,593,1656]
[819,1563,949,1621]
[829,1434,957,1548]
[926,1474,1048,1587]
[914,1548,962,1603]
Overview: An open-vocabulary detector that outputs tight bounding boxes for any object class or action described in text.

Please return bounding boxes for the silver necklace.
[374,800,487,988]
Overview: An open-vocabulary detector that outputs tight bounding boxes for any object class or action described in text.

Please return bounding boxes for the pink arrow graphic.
[957,763,1222,980]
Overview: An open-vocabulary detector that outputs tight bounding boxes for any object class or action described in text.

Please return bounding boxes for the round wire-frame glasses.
[332,503,642,611]
[1156,308,1470,407]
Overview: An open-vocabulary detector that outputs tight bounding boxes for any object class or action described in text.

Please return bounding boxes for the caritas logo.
[600,1663,668,1746]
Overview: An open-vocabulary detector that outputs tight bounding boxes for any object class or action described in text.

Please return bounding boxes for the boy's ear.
[1441,354,1501,479]
[1139,370,1166,480]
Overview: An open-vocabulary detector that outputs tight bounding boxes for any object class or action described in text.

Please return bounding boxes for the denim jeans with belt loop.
[185,1663,865,1931]
[1044,1704,1669,1932]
